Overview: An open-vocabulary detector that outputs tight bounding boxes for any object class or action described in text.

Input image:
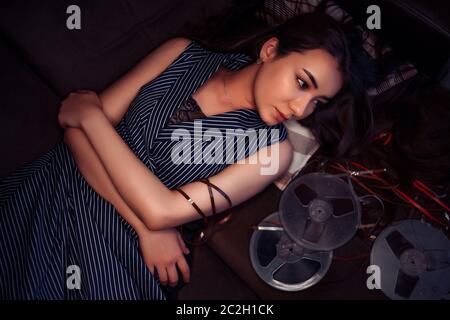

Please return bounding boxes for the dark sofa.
[1,0,449,300]
[0,0,242,178]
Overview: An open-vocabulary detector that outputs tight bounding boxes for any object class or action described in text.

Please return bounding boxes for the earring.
[256,58,262,65]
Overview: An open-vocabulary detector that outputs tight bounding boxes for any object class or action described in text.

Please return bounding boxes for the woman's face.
[253,37,344,126]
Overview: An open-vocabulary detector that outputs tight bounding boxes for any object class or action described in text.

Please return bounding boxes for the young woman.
[0,13,372,299]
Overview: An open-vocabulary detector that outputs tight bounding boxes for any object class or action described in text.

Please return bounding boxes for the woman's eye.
[314,99,327,107]
[297,77,308,90]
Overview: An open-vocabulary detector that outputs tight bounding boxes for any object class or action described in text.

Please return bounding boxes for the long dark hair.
[190,11,374,158]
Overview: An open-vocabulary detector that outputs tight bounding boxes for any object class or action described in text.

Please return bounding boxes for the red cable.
[413,180,450,212]
[383,132,393,146]
[350,161,446,227]
[392,188,445,226]
[370,132,393,146]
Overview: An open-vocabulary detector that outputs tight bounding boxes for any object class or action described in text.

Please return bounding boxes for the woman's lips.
[275,108,288,121]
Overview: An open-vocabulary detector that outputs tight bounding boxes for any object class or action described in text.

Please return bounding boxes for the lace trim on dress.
[167,97,206,124]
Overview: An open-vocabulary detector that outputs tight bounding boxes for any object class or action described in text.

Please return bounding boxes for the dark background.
[1,0,449,300]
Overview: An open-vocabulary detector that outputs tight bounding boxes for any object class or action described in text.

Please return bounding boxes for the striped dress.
[0,40,287,300]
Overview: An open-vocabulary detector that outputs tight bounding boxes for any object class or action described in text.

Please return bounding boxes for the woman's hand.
[137,227,190,287]
[58,89,103,129]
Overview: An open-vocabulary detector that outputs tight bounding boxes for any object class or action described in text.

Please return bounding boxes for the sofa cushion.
[0,0,235,96]
[0,37,61,178]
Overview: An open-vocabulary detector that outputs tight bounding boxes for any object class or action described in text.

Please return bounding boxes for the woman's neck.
[192,64,259,117]
[215,65,258,113]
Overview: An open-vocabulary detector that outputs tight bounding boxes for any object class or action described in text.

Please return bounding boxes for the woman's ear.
[259,37,279,62]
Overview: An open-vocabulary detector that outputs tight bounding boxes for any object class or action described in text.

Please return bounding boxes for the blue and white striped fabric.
[0,40,287,300]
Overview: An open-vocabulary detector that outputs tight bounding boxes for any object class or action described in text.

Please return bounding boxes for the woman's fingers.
[177,257,191,284]
[166,263,179,287]
[147,263,155,275]
[177,232,190,255]
[156,266,168,286]
[175,233,191,283]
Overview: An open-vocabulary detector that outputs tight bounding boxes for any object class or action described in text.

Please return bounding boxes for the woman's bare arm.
[79,107,293,231]
[99,37,192,126]
[62,37,192,232]
[166,140,293,229]
[64,128,191,284]
[64,128,151,234]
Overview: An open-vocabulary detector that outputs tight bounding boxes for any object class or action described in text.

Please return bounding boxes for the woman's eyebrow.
[302,68,318,89]
[301,68,333,101]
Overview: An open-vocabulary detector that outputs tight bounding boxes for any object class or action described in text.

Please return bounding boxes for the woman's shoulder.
[165,37,252,64]
[159,37,221,61]
[160,37,194,55]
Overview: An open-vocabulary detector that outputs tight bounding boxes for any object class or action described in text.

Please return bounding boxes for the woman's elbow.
[142,215,161,231]
[140,208,171,231]
[273,140,294,177]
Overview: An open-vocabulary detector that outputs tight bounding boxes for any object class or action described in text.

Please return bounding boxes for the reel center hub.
[399,249,428,276]
[309,199,333,223]
[277,235,305,261]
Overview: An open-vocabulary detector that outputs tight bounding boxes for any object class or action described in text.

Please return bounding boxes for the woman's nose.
[290,100,308,118]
